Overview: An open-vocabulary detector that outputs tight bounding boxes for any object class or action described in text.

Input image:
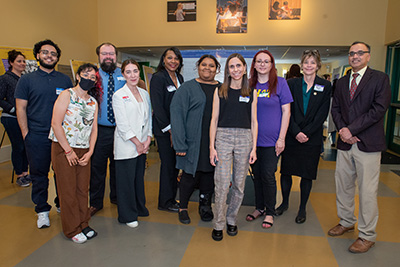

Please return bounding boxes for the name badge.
[56,88,64,95]
[167,85,177,92]
[314,84,324,92]
[117,76,126,81]
[122,95,131,102]
[239,96,250,103]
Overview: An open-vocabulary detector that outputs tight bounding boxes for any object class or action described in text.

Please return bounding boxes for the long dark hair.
[219,53,250,99]
[76,63,102,105]
[249,50,278,95]
[156,47,183,74]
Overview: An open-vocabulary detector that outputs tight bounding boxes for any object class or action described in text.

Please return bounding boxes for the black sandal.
[82,226,98,240]
[246,209,265,221]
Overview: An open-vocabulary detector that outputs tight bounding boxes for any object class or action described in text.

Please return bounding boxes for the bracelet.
[65,149,72,155]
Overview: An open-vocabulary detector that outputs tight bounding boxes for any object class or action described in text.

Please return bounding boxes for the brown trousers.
[51,142,90,238]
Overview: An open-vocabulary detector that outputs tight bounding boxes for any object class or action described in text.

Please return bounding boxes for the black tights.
[280,174,313,212]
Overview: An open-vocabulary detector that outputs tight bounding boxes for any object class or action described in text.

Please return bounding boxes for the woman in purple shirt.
[246,50,293,228]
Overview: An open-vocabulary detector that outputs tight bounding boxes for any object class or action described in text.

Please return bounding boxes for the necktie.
[107,72,115,124]
[349,73,359,100]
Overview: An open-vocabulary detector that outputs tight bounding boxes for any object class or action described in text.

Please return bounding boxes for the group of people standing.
[0,40,390,253]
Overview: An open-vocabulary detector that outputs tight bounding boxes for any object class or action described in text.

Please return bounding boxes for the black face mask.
[79,77,96,91]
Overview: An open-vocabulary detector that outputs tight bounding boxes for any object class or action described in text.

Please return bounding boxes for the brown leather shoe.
[328,224,355,236]
[90,206,102,217]
[348,237,375,253]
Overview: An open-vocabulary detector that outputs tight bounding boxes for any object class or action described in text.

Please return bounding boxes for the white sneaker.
[126,221,139,228]
[37,211,50,229]
[71,232,87,244]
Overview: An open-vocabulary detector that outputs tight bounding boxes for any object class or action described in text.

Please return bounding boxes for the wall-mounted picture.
[167,1,197,22]
[269,0,301,20]
[216,0,248,34]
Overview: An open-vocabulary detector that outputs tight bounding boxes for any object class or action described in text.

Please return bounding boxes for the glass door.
[386,44,400,153]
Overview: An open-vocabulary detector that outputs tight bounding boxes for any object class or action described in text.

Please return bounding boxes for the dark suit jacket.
[286,76,332,146]
[331,67,391,152]
[150,69,184,136]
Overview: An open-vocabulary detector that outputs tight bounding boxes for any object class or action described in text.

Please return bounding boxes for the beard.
[38,58,58,70]
[100,61,117,73]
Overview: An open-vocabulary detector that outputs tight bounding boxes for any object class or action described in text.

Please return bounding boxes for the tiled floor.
[1,144,399,267]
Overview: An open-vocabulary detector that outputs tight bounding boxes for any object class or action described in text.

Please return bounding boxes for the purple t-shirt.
[256,76,293,147]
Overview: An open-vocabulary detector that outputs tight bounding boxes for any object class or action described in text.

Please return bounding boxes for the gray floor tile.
[16,216,196,267]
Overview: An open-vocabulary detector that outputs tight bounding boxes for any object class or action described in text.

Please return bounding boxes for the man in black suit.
[329,41,391,253]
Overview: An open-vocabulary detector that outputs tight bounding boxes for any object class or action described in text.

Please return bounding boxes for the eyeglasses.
[81,73,97,81]
[348,50,370,57]
[255,60,271,65]
[100,52,116,56]
[40,50,58,57]
[303,49,320,56]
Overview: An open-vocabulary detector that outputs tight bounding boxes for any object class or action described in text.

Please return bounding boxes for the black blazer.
[331,67,391,152]
[150,69,184,136]
[286,76,332,146]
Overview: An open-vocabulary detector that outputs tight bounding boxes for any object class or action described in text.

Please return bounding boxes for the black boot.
[199,193,213,221]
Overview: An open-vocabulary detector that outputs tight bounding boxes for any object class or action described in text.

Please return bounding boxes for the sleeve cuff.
[161,124,171,133]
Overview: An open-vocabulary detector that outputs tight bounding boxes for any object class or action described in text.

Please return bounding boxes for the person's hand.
[142,138,151,153]
[275,138,285,156]
[210,148,219,166]
[78,152,92,166]
[135,142,145,155]
[66,150,79,166]
[346,136,360,145]
[295,132,309,143]
[339,127,352,141]
[176,152,186,156]
[249,148,257,164]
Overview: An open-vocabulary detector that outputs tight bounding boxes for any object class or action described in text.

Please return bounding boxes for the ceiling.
[118,45,350,63]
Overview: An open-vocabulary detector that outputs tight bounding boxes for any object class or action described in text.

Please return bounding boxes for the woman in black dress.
[278,50,331,224]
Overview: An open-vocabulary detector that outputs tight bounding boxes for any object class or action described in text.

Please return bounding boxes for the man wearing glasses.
[15,39,73,229]
[329,41,391,253]
[89,43,125,216]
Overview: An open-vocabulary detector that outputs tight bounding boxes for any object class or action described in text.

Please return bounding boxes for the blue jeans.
[24,131,52,213]
[1,117,28,175]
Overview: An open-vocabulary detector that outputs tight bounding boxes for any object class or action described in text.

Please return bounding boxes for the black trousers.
[155,134,178,208]
[24,132,52,213]
[116,155,149,223]
[90,125,116,209]
[251,147,279,216]
[179,171,214,209]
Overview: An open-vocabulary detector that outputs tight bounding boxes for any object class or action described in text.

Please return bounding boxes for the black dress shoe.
[226,224,238,236]
[158,203,179,213]
[110,199,118,205]
[295,211,306,224]
[275,204,288,216]
[178,210,191,224]
[212,229,223,241]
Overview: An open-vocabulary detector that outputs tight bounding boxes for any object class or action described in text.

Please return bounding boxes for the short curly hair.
[33,39,61,59]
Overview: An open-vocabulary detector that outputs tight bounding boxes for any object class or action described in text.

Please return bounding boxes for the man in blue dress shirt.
[89,43,126,216]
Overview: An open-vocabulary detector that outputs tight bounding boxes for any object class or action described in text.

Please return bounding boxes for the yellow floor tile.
[181,227,338,267]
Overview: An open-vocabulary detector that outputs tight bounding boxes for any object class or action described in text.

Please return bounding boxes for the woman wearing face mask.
[0,50,30,187]
[49,63,100,244]
[246,50,292,229]
[170,55,221,224]
[112,59,151,228]
[150,47,184,213]
[209,53,258,241]
[278,50,331,224]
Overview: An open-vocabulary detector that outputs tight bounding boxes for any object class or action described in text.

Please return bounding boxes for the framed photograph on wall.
[216,0,248,34]
[167,1,197,22]
[269,0,301,20]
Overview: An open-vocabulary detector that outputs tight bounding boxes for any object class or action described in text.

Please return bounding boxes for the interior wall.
[1,0,99,65]
[98,0,389,71]
[385,0,400,44]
